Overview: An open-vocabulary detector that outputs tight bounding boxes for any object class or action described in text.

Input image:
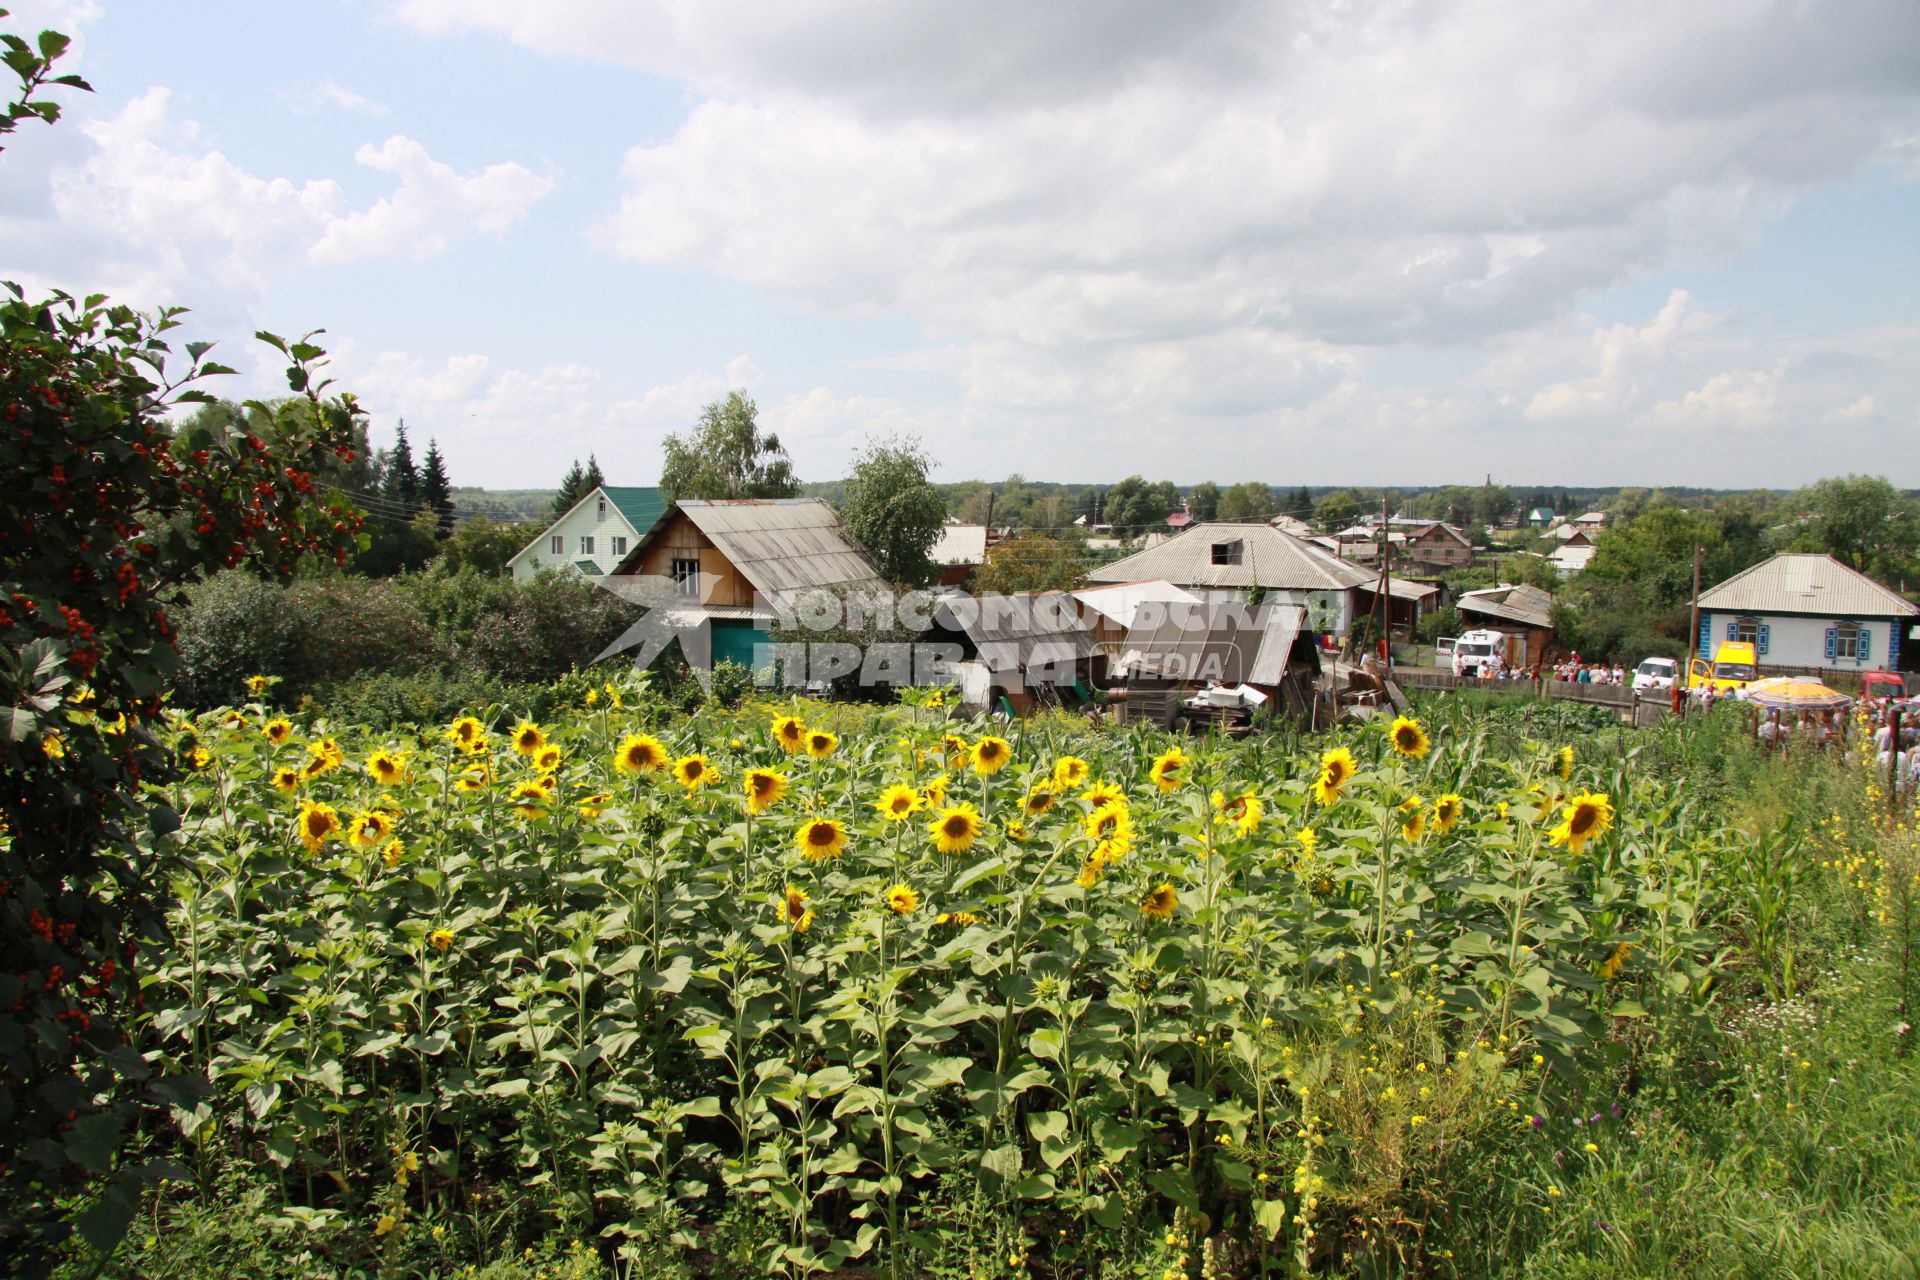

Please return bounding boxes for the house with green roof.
[507,486,667,581]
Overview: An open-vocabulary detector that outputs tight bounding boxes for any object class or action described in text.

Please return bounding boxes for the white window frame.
[671,557,700,596]
[579,535,595,556]
[610,535,628,557]
[1732,616,1760,646]
[1835,622,1861,661]
[549,535,563,556]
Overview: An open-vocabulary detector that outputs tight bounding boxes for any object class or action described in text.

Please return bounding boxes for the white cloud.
[1645,369,1780,434]
[283,80,391,118]
[310,135,553,263]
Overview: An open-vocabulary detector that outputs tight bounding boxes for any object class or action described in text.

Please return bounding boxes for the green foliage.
[437,514,531,577]
[419,438,454,537]
[660,392,799,502]
[1315,490,1364,532]
[970,531,1089,595]
[1187,480,1219,521]
[548,455,604,520]
[837,436,947,587]
[1785,474,1918,580]
[0,106,365,1270]
[1101,475,1180,535]
[1417,604,1460,645]
[1217,480,1276,522]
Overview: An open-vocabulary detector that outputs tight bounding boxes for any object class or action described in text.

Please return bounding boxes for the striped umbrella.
[1744,676,1852,711]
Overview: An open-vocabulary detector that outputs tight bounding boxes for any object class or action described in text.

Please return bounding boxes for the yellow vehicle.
[1687,640,1758,693]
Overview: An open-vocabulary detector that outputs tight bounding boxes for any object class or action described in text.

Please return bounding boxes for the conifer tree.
[421,438,454,536]
[551,458,587,518]
[383,418,420,509]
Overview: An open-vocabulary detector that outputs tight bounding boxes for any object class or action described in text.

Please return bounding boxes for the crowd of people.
[1548,659,1627,685]
[1868,700,1920,794]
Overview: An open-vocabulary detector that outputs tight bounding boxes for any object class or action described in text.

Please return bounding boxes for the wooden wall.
[628,512,755,607]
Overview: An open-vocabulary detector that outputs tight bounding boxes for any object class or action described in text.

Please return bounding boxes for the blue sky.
[3,0,1917,490]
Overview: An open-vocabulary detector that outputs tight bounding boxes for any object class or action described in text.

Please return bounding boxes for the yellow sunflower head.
[1295,825,1319,856]
[884,883,920,916]
[532,744,563,774]
[971,736,1012,776]
[347,809,395,847]
[1005,820,1029,842]
[428,928,454,953]
[672,754,715,790]
[921,774,949,808]
[615,733,669,775]
[263,718,293,745]
[1557,745,1575,780]
[245,674,271,697]
[776,885,815,933]
[744,767,788,814]
[1149,747,1190,793]
[1313,747,1357,804]
[1023,785,1057,817]
[941,733,972,762]
[1052,756,1090,789]
[366,750,407,786]
[772,715,808,754]
[382,838,405,869]
[296,800,339,852]
[454,763,490,793]
[805,729,839,759]
[1140,883,1178,920]
[447,716,483,748]
[577,792,612,818]
[1081,780,1126,810]
[1084,802,1135,859]
[1549,791,1616,855]
[929,803,982,855]
[795,817,849,861]
[1432,793,1464,834]
[271,766,301,793]
[509,779,550,819]
[511,721,546,756]
[1388,716,1430,759]
[876,783,920,822]
[1211,789,1263,836]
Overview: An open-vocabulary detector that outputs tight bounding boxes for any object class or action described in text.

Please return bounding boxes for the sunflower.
[875,783,920,822]
[428,928,455,953]
[614,733,669,775]
[1211,789,1264,836]
[1076,854,1108,888]
[382,838,405,869]
[935,910,984,928]
[296,800,340,852]
[1556,745,1575,780]
[305,737,345,777]
[921,774,950,808]
[1081,780,1127,811]
[1085,802,1135,861]
[744,768,788,815]
[971,735,1012,776]
[532,744,563,774]
[447,716,484,750]
[1023,784,1057,818]
[929,803,982,855]
[1139,883,1179,920]
[577,793,612,818]
[1149,746,1190,793]
[1399,796,1427,842]
[454,764,490,793]
[1005,820,1030,842]
[510,721,546,756]
[1052,755,1091,789]
[772,715,808,754]
[775,885,815,933]
[941,733,972,763]
[245,674,271,697]
[509,779,551,819]
[805,729,839,759]
[1549,791,1615,855]
[1312,746,1357,805]
[1295,826,1319,856]
[187,746,213,770]
[884,883,920,915]
[271,766,301,793]
[1388,715,1430,759]
[602,682,624,710]
[263,718,293,745]
[1432,793,1464,834]
[366,749,408,786]
[672,754,716,790]
[1598,940,1635,981]
[348,809,396,847]
[796,817,849,861]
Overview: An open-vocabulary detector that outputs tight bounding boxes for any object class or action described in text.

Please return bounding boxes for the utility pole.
[1681,543,1702,711]
[1377,494,1392,670]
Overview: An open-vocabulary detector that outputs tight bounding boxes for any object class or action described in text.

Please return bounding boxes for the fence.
[1393,668,1661,721]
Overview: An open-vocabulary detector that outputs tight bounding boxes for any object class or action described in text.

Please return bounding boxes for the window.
[579,535,595,556]
[671,557,700,596]
[1835,623,1861,661]
[1731,616,1759,645]
[610,536,627,557]
[549,535,563,556]
[597,497,607,521]
[1210,540,1243,566]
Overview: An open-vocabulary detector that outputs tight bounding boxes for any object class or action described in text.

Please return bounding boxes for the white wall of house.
[1699,610,1899,670]
[510,490,643,580]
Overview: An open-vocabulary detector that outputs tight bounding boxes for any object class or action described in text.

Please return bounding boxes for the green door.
[711,621,771,676]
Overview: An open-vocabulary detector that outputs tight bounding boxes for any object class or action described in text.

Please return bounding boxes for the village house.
[607,498,885,672]
[506,485,666,581]
[1083,522,1376,635]
[1694,553,1917,673]
[1400,521,1474,572]
[1456,583,1555,668]
[929,522,988,587]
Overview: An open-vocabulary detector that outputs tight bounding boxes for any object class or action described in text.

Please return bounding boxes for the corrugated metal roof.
[673,499,886,601]
[934,592,1098,672]
[1458,582,1554,629]
[600,486,667,532]
[1117,601,1312,685]
[1697,553,1917,617]
[931,523,989,566]
[1072,579,1202,629]
[1086,523,1375,592]
[573,559,602,574]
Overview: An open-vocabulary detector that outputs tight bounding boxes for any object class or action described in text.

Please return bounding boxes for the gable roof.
[1072,579,1203,630]
[1409,522,1471,546]
[1458,582,1554,629]
[1086,523,1374,592]
[616,498,885,602]
[507,484,666,570]
[1697,553,1918,617]
[933,591,1098,673]
[931,523,989,566]
[1116,601,1313,686]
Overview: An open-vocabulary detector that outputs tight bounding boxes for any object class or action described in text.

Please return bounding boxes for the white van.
[1447,630,1507,677]
[1631,656,1678,692]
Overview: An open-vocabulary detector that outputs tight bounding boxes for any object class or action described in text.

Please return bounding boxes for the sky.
[2,0,1917,492]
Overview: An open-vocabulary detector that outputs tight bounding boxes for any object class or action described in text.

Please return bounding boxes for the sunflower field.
[82,678,1761,1280]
